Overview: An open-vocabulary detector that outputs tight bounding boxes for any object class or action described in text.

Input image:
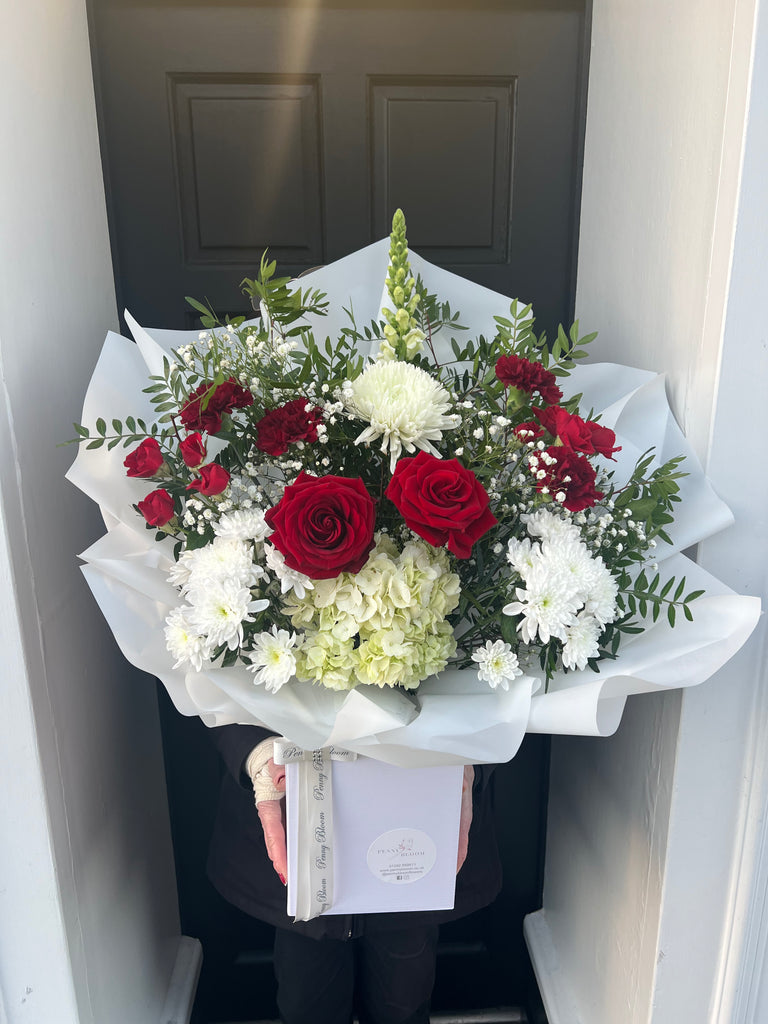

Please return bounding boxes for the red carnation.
[256,398,324,457]
[265,473,375,580]
[386,451,497,559]
[137,488,175,527]
[586,421,621,459]
[495,354,562,405]
[534,406,620,460]
[179,377,253,434]
[513,421,544,441]
[534,406,594,452]
[532,447,603,513]
[186,463,231,496]
[179,432,207,469]
[124,437,164,478]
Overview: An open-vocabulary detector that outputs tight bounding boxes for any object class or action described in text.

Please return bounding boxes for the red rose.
[256,398,324,457]
[265,472,375,579]
[533,447,603,512]
[385,451,497,559]
[179,377,253,434]
[124,437,164,478]
[137,488,175,527]
[186,463,231,496]
[495,354,562,405]
[179,432,207,468]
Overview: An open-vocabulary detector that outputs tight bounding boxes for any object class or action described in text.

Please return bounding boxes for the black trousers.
[273,921,440,1024]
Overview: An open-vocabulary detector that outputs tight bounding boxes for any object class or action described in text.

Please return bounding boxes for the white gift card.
[286,757,463,917]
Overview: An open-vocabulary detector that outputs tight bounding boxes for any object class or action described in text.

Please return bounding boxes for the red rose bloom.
[265,472,375,579]
[179,432,207,468]
[186,463,231,496]
[495,354,562,405]
[137,488,175,527]
[124,437,164,478]
[179,377,253,434]
[534,447,603,512]
[256,398,324,457]
[385,451,497,559]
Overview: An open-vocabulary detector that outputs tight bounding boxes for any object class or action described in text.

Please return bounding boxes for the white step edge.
[524,909,582,1024]
[161,935,203,1024]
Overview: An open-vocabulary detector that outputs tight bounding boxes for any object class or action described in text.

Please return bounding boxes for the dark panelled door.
[88,1,588,1019]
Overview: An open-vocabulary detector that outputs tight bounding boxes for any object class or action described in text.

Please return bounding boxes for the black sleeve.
[207,723,278,789]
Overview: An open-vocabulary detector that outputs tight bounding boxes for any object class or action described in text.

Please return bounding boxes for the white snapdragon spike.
[164,605,213,671]
[247,626,301,692]
[265,544,314,598]
[471,640,523,691]
[345,360,460,472]
[561,612,602,670]
[188,579,269,651]
[214,508,270,543]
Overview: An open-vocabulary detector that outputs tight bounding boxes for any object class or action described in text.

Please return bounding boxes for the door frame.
[2,0,768,1021]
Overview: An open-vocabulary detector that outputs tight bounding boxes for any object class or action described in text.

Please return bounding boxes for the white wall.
[0,2,180,1022]
[530,1,767,1021]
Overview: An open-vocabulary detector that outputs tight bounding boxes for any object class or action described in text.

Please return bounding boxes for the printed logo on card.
[367,828,437,884]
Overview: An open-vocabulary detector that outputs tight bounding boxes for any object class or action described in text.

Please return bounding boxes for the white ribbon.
[273,741,358,921]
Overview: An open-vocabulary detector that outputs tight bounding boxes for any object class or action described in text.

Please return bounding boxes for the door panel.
[91,1,586,334]
[88,2,586,1018]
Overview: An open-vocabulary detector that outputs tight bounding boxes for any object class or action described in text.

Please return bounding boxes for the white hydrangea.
[471,640,523,690]
[345,360,460,472]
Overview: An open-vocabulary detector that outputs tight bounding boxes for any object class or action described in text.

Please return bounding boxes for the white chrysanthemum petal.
[562,612,602,670]
[214,508,270,543]
[164,605,213,671]
[247,626,300,692]
[471,640,523,690]
[345,360,458,472]
[265,544,314,598]
[187,579,267,650]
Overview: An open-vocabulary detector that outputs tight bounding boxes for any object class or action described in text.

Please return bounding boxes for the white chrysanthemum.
[583,559,619,625]
[247,626,300,692]
[503,560,580,644]
[187,579,269,650]
[164,605,213,672]
[174,537,264,595]
[345,360,459,471]
[214,508,270,543]
[471,640,523,691]
[506,537,540,578]
[524,508,581,543]
[562,612,602,670]
[265,544,314,598]
[543,535,598,595]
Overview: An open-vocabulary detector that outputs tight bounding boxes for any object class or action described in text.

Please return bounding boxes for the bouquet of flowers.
[67,212,759,767]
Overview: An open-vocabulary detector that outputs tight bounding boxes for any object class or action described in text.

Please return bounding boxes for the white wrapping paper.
[67,240,760,767]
